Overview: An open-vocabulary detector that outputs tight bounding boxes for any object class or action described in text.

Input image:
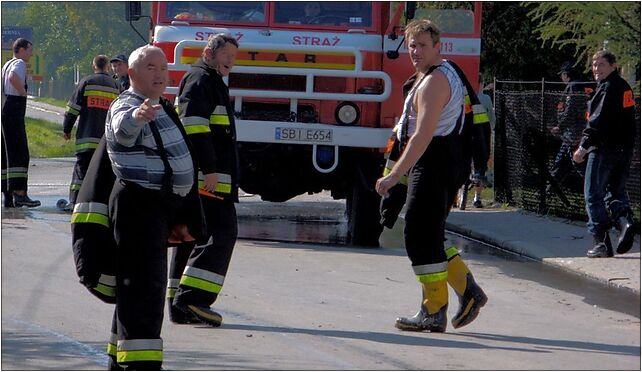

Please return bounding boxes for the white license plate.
[275,127,333,143]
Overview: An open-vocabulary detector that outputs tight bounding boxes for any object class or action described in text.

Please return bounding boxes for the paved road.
[1,161,640,370]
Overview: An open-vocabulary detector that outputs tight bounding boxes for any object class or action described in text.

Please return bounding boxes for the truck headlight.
[335,102,360,125]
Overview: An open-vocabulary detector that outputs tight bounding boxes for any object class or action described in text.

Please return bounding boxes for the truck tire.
[346,170,383,247]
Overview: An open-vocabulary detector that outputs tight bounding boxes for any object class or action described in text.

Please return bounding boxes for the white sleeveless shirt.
[397,60,464,141]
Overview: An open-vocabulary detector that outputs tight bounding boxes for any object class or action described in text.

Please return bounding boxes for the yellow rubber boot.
[395,273,448,333]
[446,246,488,329]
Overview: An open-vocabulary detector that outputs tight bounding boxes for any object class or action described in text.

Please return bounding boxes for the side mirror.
[405,2,416,21]
[126,1,142,22]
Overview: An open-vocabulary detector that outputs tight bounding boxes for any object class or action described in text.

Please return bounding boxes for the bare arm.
[8,72,27,96]
[376,71,450,196]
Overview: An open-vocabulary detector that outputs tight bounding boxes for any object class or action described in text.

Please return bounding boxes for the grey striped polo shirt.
[105,90,194,196]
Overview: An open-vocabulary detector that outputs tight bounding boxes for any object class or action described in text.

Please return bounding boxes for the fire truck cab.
[128,1,482,246]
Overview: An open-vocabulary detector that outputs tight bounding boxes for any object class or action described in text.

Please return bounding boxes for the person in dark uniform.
[110,54,130,91]
[548,61,587,192]
[1,38,40,208]
[572,50,636,258]
[168,33,240,327]
[62,55,120,210]
[104,45,202,370]
[376,19,487,333]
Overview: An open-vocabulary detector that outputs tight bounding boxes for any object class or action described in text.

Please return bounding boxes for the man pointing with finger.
[168,33,240,327]
[104,45,203,369]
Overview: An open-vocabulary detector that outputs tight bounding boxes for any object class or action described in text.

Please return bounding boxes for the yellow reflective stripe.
[66,105,80,115]
[70,182,82,191]
[166,287,176,298]
[117,350,163,363]
[215,182,231,194]
[180,275,222,294]
[5,171,27,179]
[84,90,118,99]
[417,271,448,283]
[107,343,117,357]
[76,142,99,151]
[93,282,116,297]
[184,125,211,135]
[71,212,110,227]
[473,112,490,124]
[209,115,230,126]
[445,246,460,260]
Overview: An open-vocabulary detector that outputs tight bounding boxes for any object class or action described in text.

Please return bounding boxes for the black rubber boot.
[3,191,14,208]
[176,303,223,327]
[587,231,613,258]
[168,299,200,324]
[451,273,488,329]
[615,215,635,254]
[13,193,40,207]
[395,304,447,333]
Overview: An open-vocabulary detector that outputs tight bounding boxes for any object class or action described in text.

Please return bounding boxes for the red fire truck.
[127,1,482,246]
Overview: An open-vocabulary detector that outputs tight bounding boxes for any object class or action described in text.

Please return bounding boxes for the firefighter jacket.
[63,72,120,155]
[579,70,636,151]
[71,97,206,304]
[176,59,240,202]
[380,60,490,228]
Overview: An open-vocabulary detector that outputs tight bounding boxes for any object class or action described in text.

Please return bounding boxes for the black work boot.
[13,193,41,207]
[395,305,447,333]
[615,215,636,254]
[587,231,613,258]
[452,273,488,329]
[3,191,14,208]
[168,299,200,324]
[176,303,223,327]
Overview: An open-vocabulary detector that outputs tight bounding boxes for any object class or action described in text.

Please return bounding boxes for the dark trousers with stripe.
[109,181,184,370]
[1,96,29,192]
[69,151,94,204]
[173,197,237,307]
[404,135,464,266]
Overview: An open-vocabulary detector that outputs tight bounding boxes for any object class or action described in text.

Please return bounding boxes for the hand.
[202,173,218,193]
[63,132,71,140]
[134,98,162,123]
[167,224,195,244]
[550,126,560,135]
[572,147,587,163]
[375,173,400,197]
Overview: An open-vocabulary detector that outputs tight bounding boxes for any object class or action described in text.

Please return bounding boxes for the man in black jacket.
[572,50,636,258]
[110,54,130,91]
[168,33,240,327]
[62,55,120,210]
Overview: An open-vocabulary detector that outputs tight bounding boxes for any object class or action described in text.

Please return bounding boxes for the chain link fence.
[27,77,76,101]
[494,80,641,222]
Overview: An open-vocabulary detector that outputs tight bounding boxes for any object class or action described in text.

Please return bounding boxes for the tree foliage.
[3,2,150,79]
[526,2,641,74]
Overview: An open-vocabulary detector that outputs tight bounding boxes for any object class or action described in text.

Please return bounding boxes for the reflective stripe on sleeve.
[93,274,116,298]
[445,246,460,260]
[181,116,211,134]
[71,202,109,227]
[209,105,230,126]
[472,104,490,124]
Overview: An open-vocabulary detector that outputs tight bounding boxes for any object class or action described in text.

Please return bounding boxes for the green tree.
[526,2,641,78]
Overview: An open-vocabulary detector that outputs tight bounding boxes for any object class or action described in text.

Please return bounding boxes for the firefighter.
[1,38,40,208]
[376,19,487,333]
[168,33,240,327]
[572,50,636,258]
[62,55,120,210]
[110,54,130,91]
[104,45,203,370]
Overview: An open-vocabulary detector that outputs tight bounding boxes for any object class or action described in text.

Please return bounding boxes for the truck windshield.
[165,1,267,23]
[273,1,372,28]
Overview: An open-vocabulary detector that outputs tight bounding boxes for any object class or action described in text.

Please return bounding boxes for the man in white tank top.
[376,19,487,332]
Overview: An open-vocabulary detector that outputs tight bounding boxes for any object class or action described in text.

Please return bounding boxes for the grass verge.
[26,118,75,158]
[32,96,67,109]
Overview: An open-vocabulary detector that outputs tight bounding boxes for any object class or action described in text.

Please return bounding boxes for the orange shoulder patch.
[623,90,635,108]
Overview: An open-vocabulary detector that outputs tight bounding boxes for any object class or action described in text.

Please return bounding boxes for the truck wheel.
[346,179,383,247]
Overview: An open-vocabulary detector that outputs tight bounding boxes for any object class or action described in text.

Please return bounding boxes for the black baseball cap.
[110,54,128,63]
